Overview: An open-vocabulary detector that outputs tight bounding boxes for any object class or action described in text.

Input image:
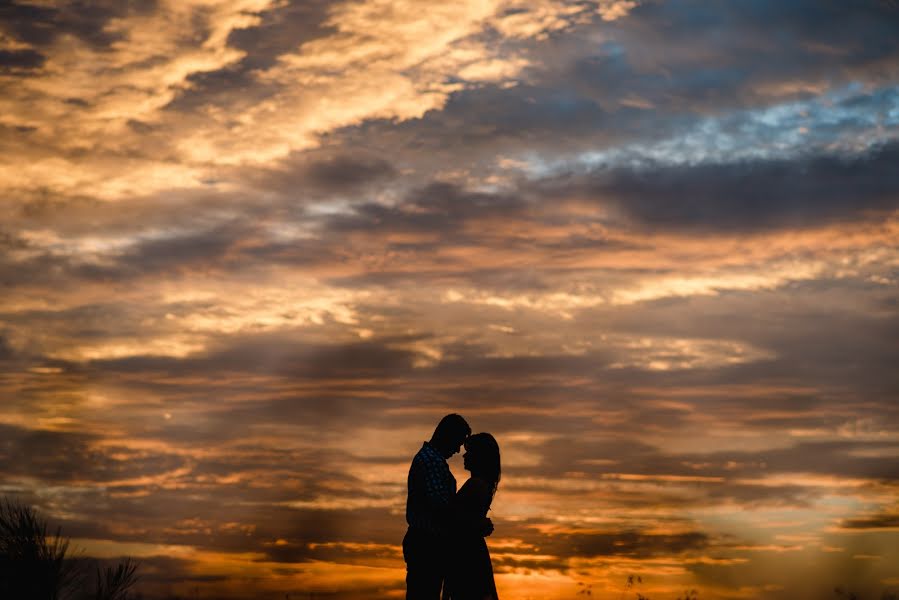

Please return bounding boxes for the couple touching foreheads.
[403,414,501,600]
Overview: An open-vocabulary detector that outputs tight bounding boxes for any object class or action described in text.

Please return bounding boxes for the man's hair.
[432,413,471,444]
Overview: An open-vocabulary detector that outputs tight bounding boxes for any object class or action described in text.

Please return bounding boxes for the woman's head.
[463,433,501,498]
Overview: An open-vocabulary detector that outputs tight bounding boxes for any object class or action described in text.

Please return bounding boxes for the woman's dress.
[443,476,498,600]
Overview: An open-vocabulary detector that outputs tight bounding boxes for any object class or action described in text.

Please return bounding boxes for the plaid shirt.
[405,441,456,535]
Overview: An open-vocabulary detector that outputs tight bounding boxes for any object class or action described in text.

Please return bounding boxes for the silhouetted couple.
[404,414,501,600]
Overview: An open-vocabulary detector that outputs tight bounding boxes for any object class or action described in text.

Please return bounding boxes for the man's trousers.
[403,527,446,600]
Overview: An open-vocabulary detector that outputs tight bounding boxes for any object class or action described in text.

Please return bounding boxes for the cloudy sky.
[2,0,898,598]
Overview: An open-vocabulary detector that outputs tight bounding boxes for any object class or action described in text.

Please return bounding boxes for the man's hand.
[480,517,494,537]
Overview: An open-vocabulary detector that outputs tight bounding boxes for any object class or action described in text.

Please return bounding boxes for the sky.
[1,0,898,598]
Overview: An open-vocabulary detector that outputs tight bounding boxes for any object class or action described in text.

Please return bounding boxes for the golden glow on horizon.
[1,0,897,598]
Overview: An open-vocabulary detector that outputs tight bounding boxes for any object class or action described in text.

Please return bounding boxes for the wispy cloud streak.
[1,0,898,599]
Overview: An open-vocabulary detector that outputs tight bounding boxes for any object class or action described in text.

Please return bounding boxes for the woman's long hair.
[465,433,501,503]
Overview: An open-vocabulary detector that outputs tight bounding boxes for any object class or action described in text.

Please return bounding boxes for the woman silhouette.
[443,433,501,600]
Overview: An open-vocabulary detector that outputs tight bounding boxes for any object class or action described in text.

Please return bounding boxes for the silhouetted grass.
[0,498,78,599]
[0,497,139,600]
[91,557,140,600]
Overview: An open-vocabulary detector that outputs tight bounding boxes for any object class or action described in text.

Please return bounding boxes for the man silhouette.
[403,414,476,600]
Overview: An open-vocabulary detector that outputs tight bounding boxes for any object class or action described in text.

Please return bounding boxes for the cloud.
[252,152,399,196]
[0,423,185,485]
[0,48,46,71]
[0,1,897,598]
[0,334,14,361]
[0,1,149,49]
[547,140,899,231]
[611,0,899,107]
[545,530,711,558]
[839,509,899,530]
[161,0,599,168]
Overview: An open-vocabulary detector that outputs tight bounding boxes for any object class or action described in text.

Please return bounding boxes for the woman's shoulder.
[455,477,492,516]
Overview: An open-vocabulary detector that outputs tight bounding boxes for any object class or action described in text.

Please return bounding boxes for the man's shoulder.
[412,442,445,468]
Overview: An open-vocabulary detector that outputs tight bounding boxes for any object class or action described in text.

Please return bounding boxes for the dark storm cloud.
[112,223,248,274]
[249,151,399,197]
[12,188,274,238]
[318,0,899,174]
[302,155,397,190]
[230,140,899,270]
[5,154,393,258]
[46,489,265,548]
[528,436,685,477]
[550,140,899,231]
[188,446,366,499]
[52,292,893,435]
[225,0,334,71]
[92,336,420,381]
[0,1,156,49]
[38,337,886,515]
[331,81,635,173]
[53,487,402,558]
[840,510,899,530]
[6,270,893,449]
[610,0,899,107]
[268,540,400,566]
[0,221,263,290]
[567,43,746,110]
[161,66,276,114]
[0,440,399,553]
[2,146,893,297]
[0,423,184,484]
[545,530,710,559]
[0,249,90,289]
[684,440,899,482]
[260,507,405,562]
[520,434,899,505]
[1,302,159,344]
[479,520,718,573]
[163,0,334,113]
[0,332,16,361]
[0,48,46,71]
[587,282,899,397]
[325,181,528,238]
[0,229,30,253]
[425,83,611,145]
[128,556,229,584]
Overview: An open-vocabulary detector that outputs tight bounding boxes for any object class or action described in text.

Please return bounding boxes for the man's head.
[428,413,471,459]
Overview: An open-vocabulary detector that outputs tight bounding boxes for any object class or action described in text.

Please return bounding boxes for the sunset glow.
[2,1,898,599]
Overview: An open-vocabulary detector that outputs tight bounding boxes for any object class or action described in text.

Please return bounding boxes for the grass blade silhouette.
[91,557,140,600]
[0,498,78,599]
[1,497,140,600]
